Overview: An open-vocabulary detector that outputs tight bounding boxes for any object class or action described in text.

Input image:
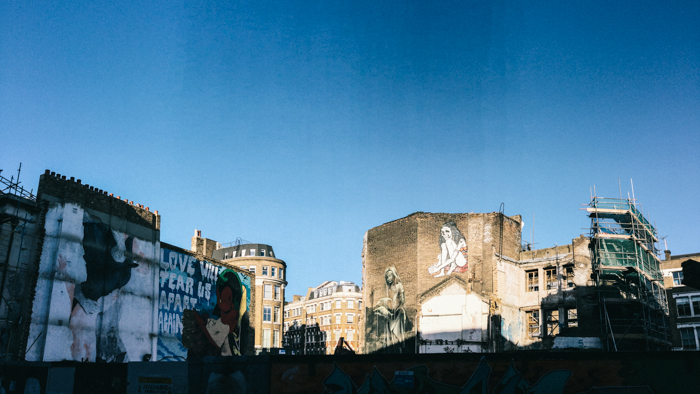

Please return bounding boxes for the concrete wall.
[26,179,161,363]
[24,172,162,363]
[158,245,254,359]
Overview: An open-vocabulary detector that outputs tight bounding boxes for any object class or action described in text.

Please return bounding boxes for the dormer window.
[261,249,266,256]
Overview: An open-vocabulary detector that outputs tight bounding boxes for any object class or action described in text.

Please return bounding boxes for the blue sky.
[2,0,699,299]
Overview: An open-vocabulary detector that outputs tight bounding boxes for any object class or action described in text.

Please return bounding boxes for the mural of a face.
[182,268,248,357]
[428,221,468,278]
[441,226,452,241]
[216,270,243,332]
[385,270,395,286]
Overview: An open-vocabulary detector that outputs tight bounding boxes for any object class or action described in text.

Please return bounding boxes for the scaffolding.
[0,166,38,360]
[587,196,671,351]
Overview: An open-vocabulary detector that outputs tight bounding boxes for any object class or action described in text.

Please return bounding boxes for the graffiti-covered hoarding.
[26,200,159,362]
[158,247,252,360]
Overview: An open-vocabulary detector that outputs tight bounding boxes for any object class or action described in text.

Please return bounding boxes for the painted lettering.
[185,277,194,296]
[160,270,168,288]
[168,272,177,290]
[176,275,185,292]
[174,294,182,313]
[168,292,175,310]
[187,257,196,275]
[159,290,168,310]
[169,252,178,271]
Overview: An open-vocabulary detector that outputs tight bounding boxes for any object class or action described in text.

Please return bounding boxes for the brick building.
[660,251,700,350]
[362,207,670,354]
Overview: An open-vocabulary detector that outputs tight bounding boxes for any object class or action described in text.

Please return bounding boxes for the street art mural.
[26,202,158,362]
[158,248,251,359]
[320,358,654,394]
[428,221,468,277]
[372,266,407,353]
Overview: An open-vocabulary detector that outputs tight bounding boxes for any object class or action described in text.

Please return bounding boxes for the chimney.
[665,250,672,261]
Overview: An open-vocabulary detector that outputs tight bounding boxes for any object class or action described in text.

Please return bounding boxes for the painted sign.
[157,248,251,360]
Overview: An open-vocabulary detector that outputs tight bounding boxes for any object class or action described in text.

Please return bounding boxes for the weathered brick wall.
[363,213,418,354]
[362,212,522,354]
[36,171,159,234]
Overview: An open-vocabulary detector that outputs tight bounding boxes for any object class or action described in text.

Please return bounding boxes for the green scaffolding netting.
[594,238,661,280]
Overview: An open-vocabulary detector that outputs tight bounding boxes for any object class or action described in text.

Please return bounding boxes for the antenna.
[630,179,636,205]
[618,178,622,199]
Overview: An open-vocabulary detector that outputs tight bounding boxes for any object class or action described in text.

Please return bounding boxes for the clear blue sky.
[2,1,698,300]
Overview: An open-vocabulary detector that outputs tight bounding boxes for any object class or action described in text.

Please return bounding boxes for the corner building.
[284,281,363,354]
[212,243,287,353]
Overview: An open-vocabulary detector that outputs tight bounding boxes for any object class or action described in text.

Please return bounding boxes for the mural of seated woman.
[182,269,248,357]
[428,221,468,277]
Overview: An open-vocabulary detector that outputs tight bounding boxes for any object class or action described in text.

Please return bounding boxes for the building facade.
[1,169,257,362]
[284,281,362,354]
[362,205,670,354]
[210,242,287,353]
[661,252,700,350]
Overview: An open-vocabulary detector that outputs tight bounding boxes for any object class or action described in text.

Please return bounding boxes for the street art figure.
[182,269,247,356]
[428,221,468,277]
[62,212,139,362]
[373,266,406,352]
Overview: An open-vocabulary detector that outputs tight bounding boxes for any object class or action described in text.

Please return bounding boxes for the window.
[335,314,341,324]
[270,250,275,257]
[261,249,266,257]
[680,327,697,349]
[241,249,247,257]
[692,296,700,315]
[262,266,269,276]
[274,285,280,300]
[224,252,229,259]
[347,330,354,341]
[273,330,280,347]
[347,314,354,324]
[307,304,316,313]
[271,267,276,277]
[544,268,557,290]
[264,284,272,299]
[546,310,560,336]
[673,271,685,286]
[279,268,284,279]
[678,297,692,317]
[274,306,280,323]
[564,265,575,288]
[527,310,540,337]
[567,309,578,328]
[284,310,289,318]
[250,248,255,256]
[347,300,354,309]
[527,270,539,292]
[263,306,272,322]
[336,300,342,309]
[241,265,247,270]
[249,266,256,275]
[263,329,271,348]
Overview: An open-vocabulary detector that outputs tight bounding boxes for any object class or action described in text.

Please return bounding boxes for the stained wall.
[26,172,161,362]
